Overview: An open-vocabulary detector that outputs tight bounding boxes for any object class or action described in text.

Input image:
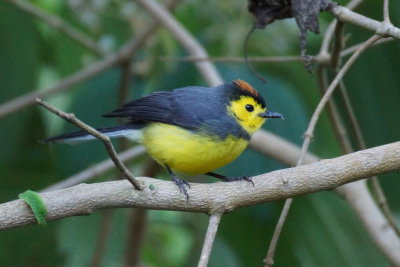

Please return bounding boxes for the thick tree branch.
[251,131,400,265]
[1,141,399,231]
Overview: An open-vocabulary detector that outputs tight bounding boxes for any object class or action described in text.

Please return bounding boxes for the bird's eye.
[245,104,254,112]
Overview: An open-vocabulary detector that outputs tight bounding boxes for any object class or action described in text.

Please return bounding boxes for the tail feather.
[43,125,141,144]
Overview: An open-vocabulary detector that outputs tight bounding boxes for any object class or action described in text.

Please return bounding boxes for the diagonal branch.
[299,34,381,165]
[135,0,223,86]
[331,5,400,39]
[36,98,143,190]
[197,213,223,267]
[264,34,381,266]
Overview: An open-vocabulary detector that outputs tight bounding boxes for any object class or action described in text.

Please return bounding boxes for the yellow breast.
[141,123,248,175]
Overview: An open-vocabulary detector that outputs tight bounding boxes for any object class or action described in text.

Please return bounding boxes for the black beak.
[258,110,283,119]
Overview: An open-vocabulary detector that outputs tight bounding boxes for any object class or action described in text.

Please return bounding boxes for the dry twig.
[36,98,143,190]
[263,34,381,265]
[198,213,223,267]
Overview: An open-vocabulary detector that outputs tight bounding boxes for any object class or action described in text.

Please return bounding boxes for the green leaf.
[18,190,48,226]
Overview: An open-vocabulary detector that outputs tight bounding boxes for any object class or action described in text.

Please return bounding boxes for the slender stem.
[316,67,353,153]
[159,55,304,63]
[299,34,380,165]
[159,36,393,64]
[383,0,391,23]
[341,37,393,57]
[264,34,381,266]
[331,27,399,238]
[371,178,400,236]
[330,21,345,70]
[338,81,400,236]
[36,98,143,190]
[319,0,363,58]
[263,198,293,267]
[197,213,223,267]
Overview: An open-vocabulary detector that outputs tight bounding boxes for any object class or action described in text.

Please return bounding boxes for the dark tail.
[42,125,141,144]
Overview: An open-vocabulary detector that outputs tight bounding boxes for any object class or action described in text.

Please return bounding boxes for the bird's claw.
[172,177,191,201]
[226,175,254,187]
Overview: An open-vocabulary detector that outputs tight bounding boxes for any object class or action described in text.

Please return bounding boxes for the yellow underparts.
[141,123,248,175]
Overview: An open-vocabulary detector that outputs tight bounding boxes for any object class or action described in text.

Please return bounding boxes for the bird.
[45,80,282,199]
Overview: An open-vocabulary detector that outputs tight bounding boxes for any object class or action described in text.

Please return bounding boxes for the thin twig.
[251,130,400,264]
[197,213,223,267]
[316,67,353,153]
[327,24,399,237]
[263,34,381,266]
[36,98,143,190]
[372,177,400,236]
[340,37,393,57]
[338,81,400,236]
[299,34,380,165]
[5,0,104,56]
[159,55,304,63]
[263,198,292,267]
[383,0,391,24]
[331,21,345,70]
[319,20,337,59]
[41,146,146,192]
[158,36,393,64]
[319,0,364,58]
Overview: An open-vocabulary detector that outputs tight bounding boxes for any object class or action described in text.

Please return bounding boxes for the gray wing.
[103,85,229,130]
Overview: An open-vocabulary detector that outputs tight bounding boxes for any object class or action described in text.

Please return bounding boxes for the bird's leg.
[166,165,191,200]
[206,172,254,186]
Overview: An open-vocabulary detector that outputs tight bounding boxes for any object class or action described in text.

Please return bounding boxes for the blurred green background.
[0,0,399,266]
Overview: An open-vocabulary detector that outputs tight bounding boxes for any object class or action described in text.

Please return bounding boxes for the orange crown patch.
[233,80,259,98]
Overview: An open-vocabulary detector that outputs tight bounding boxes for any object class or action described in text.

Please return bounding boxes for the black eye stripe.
[245,104,254,112]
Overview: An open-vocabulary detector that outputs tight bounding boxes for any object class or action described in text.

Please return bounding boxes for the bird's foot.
[225,175,255,186]
[166,165,191,200]
[171,175,191,201]
[206,172,254,186]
